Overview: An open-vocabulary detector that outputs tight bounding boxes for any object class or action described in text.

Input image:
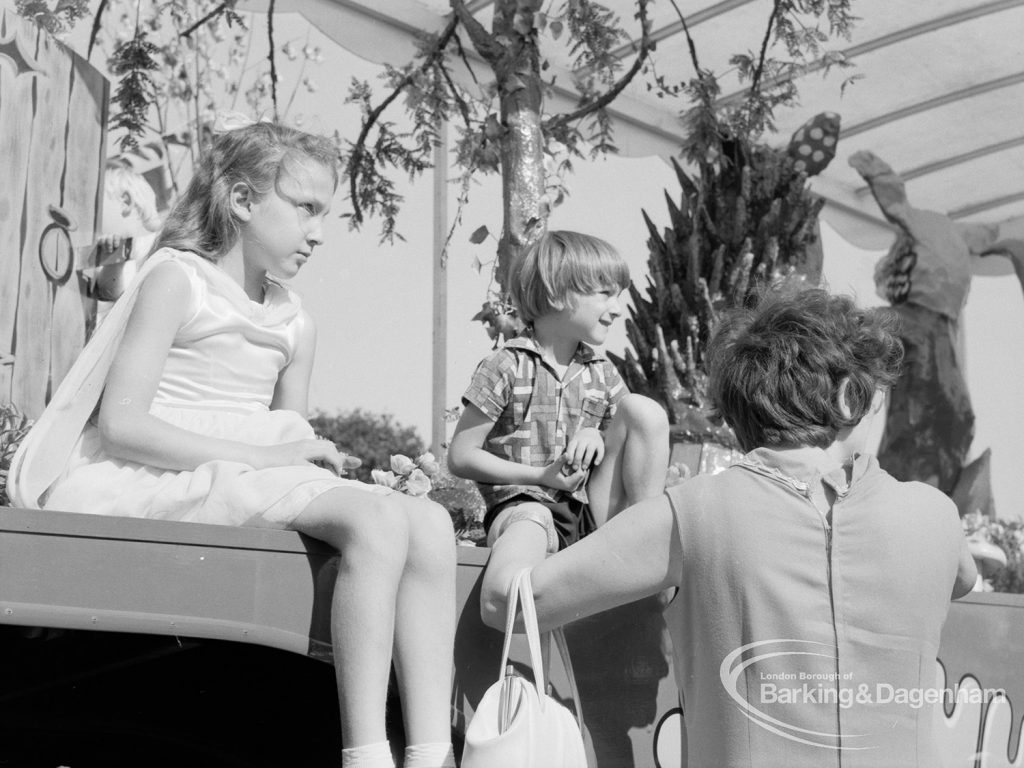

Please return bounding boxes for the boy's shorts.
[485,494,596,553]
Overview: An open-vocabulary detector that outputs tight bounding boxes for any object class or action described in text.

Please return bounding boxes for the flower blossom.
[416,452,441,476]
[404,468,432,497]
[371,469,400,489]
[390,454,417,475]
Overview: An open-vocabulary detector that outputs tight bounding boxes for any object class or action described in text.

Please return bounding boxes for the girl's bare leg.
[389,494,457,745]
[587,394,670,527]
[291,488,411,748]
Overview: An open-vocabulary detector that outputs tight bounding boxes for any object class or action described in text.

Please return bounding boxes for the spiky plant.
[609,136,828,448]
[0,403,33,507]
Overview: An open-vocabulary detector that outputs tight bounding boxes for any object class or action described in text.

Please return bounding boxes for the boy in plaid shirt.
[448,231,669,616]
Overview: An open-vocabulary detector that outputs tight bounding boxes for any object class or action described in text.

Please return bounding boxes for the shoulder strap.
[550,626,584,729]
[499,569,585,730]
[498,569,527,676]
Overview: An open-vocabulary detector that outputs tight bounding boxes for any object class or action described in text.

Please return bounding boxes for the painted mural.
[0,7,107,415]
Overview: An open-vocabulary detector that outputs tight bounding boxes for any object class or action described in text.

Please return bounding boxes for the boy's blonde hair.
[103,164,162,233]
[511,231,630,324]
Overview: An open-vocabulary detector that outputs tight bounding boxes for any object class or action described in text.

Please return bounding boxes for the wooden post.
[431,120,449,456]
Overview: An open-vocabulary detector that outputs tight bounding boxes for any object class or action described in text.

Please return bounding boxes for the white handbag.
[462,568,588,768]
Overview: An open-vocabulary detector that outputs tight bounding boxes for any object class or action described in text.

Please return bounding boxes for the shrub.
[308,409,424,485]
[963,512,1024,594]
[0,403,32,507]
[309,408,486,544]
[427,455,486,546]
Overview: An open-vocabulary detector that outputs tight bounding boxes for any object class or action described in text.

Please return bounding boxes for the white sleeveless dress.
[41,249,391,528]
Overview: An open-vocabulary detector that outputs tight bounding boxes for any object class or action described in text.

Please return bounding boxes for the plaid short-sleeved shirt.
[461,333,627,511]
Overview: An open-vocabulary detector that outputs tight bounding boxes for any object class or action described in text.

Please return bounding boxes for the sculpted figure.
[849,150,1000,495]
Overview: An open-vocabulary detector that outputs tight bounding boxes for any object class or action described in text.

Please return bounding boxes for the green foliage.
[676,0,856,159]
[0,403,33,508]
[15,0,90,35]
[566,0,628,69]
[342,60,447,243]
[991,554,1024,594]
[561,0,629,152]
[340,20,476,244]
[92,0,301,166]
[307,408,486,541]
[609,0,855,446]
[964,513,1024,594]
[610,145,823,446]
[427,455,486,545]
[108,28,160,151]
[308,409,424,485]
[18,0,326,191]
[345,0,656,243]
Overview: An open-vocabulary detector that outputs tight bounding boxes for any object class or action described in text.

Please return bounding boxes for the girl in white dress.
[9,123,456,768]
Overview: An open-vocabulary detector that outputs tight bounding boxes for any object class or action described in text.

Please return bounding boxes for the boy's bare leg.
[587,393,670,527]
[480,506,553,626]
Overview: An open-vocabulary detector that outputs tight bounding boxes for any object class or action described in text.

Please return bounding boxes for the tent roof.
[277,0,1024,249]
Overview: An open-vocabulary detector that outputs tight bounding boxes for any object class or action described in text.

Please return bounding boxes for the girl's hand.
[256,440,360,476]
[317,449,363,477]
[564,428,605,472]
[539,457,588,493]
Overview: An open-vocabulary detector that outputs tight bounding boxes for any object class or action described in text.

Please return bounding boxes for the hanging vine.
[107,7,159,152]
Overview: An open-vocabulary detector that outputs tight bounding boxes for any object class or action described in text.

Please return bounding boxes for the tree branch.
[346,15,461,225]
[450,0,503,65]
[180,1,229,39]
[438,60,475,131]
[544,0,653,134]
[667,0,701,73]
[86,0,109,59]
[452,30,482,88]
[749,0,782,99]
[267,0,279,120]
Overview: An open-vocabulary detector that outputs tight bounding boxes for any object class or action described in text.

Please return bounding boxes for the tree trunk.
[492,0,546,293]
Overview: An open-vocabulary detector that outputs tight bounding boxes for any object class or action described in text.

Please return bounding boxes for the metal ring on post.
[38,205,78,286]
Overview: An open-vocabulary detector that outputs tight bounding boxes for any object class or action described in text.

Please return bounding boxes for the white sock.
[341,740,394,768]
[403,742,456,768]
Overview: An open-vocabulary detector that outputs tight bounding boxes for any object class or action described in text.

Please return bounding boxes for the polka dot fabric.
[786,112,840,176]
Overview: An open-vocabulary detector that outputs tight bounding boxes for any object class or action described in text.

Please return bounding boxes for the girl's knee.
[415,496,456,537]
[403,496,457,567]
[321,493,410,563]
[618,393,670,434]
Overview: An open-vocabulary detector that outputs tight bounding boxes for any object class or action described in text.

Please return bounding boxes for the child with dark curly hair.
[487,285,978,768]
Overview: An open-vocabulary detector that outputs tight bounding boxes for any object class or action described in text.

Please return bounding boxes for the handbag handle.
[499,568,585,730]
